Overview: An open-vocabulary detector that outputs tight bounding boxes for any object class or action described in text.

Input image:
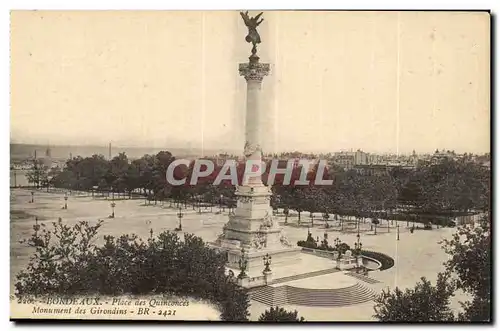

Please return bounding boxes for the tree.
[373,274,455,321]
[124,160,141,198]
[258,306,305,322]
[372,215,491,322]
[47,166,62,188]
[107,152,130,196]
[291,186,306,223]
[151,151,176,203]
[26,160,48,189]
[15,219,250,321]
[441,216,491,321]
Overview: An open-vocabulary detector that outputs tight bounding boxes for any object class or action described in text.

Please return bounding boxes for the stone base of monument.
[236,270,275,288]
[229,245,302,271]
[209,239,302,273]
[208,180,303,276]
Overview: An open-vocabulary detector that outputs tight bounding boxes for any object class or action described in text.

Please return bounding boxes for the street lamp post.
[310,212,314,227]
[397,224,400,241]
[263,253,272,273]
[354,240,363,271]
[354,232,363,270]
[334,237,341,260]
[238,247,248,279]
[323,212,329,228]
[110,202,116,218]
[177,207,183,231]
[31,191,34,203]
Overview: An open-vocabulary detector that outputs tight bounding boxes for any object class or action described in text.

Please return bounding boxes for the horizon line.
[10,141,490,156]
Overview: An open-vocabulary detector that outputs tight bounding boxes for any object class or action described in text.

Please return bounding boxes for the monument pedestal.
[211,184,301,274]
[224,243,302,272]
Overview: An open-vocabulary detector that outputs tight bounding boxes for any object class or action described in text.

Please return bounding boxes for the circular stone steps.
[250,283,376,307]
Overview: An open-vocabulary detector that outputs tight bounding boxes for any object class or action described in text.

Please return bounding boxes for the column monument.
[211,11,301,273]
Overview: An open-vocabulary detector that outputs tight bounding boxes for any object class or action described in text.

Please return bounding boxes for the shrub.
[15,219,249,321]
[258,306,305,322]
[373,274,454,321]
[337,243,351,254]
[296,240,317,249]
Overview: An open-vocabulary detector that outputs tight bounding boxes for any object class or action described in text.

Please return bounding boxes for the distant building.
[40,146,58,169]
[333,149,368,170]
[430,149,457,165]
[353,164,389,176]
[353,164,416,176]
[368,153,382,165]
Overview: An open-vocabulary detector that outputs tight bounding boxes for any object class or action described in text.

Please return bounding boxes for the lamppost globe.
[334,237,341,247]
[355,242,363,251]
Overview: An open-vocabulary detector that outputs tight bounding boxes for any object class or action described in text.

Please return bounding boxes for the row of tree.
[27,151,490,222]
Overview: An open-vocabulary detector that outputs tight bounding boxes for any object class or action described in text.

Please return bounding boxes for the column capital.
[239,62,270,82]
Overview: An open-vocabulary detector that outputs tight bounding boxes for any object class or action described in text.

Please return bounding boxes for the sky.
[10,11,490,155]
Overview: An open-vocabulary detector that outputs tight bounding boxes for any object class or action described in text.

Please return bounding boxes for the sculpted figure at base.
[243,141,262,158]
[251,232,267,249]
[279,231,292,247]
[260,212,274,229]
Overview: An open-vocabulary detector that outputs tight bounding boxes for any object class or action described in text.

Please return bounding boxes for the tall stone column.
[239,57,270,186]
